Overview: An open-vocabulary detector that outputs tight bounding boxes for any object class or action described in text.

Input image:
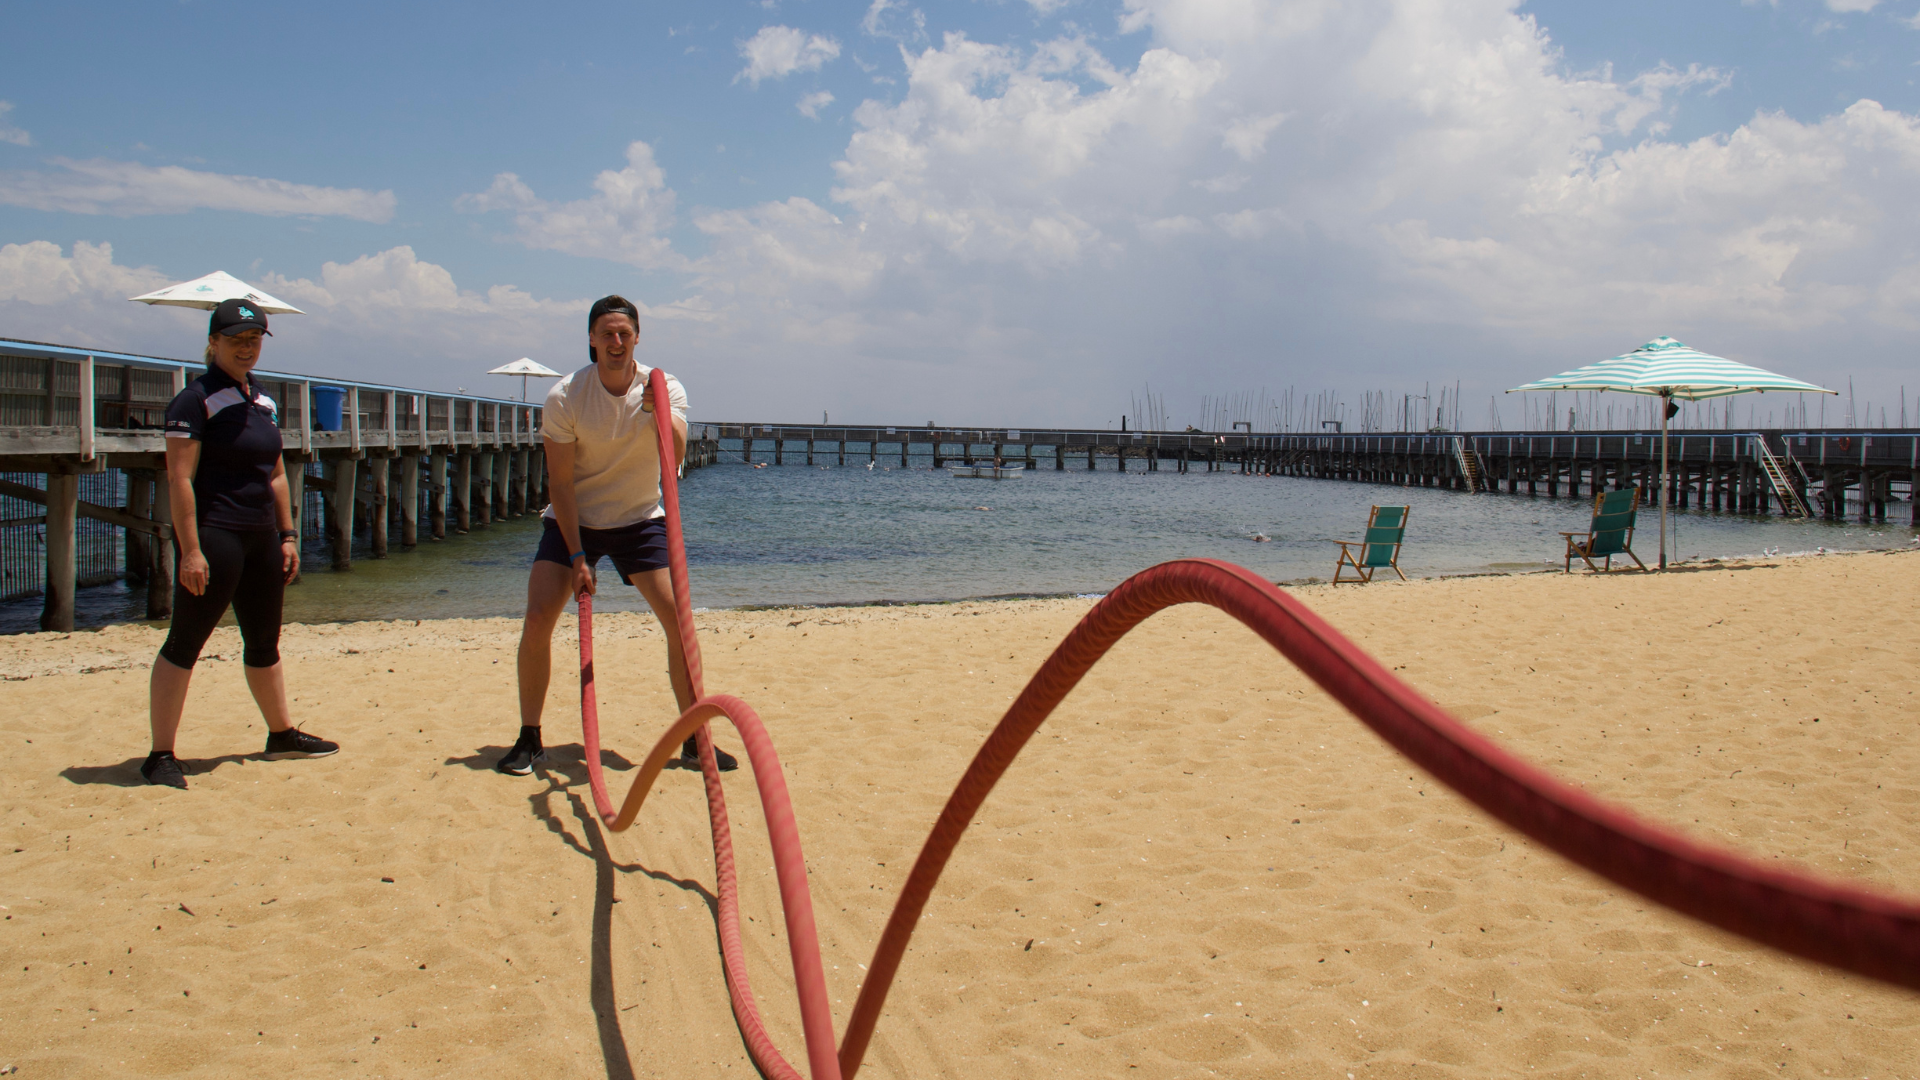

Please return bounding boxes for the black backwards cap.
[209,297,271,337]
[587,295,640,361]
[588,295,640,331]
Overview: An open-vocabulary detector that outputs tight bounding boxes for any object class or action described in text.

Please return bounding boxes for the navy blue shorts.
[534,516,670,581]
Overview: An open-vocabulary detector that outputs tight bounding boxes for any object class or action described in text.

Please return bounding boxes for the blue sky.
[4,1,1919,428]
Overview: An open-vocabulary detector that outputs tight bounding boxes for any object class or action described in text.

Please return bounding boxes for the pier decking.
[706,422,1918,524]
[0,336,718,631]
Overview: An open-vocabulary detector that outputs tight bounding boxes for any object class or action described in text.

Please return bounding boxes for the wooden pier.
[0,337,717,632]
[707,422,1918,524]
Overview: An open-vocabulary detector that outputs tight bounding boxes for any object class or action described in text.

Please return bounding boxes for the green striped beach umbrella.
[1508,337,1834,568]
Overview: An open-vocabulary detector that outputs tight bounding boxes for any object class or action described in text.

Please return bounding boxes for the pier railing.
[699,422,1918,526]
[1,336,556,630]
[0,336,545,460]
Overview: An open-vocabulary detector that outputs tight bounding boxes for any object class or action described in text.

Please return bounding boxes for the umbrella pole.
[1658,392,1670,570]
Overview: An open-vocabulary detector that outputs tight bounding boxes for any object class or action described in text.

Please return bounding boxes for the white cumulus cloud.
[0,159,395,221]
[1222,112,1287,160]
[0,241,593,389]
[797,90,836,119]
[456,141,683,270]
[22,0,1920,426]
[736,26,842,85]
[0,101,29,147]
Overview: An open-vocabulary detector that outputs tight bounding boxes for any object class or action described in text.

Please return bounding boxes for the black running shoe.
[140,751,187,789]
[496,734,548,776]
[680,737,739,773]
[263,726,339,760]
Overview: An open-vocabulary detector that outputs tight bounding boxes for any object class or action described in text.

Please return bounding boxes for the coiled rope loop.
[570,369,1920,1080]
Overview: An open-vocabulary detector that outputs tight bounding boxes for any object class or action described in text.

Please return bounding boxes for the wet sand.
[2,550,1917,1077]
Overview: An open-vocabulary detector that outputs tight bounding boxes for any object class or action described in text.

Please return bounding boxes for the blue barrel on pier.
[311,385,347,431]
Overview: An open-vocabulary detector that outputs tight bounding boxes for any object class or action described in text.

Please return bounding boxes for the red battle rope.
[569,369,1920,1080]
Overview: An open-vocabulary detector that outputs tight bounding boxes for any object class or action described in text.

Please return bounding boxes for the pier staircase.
[1751,436,1810,518]
[1451,437,1491,492]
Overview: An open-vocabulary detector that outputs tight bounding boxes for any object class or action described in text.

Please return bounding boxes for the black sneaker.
[496,734,548,776]
[680,736,739,773]
[141,751,187,789]
[263,727,339,760]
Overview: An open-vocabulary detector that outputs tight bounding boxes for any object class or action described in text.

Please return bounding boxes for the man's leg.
[500,559,574,774]
[627,567,693,711]
[628,567,736,771]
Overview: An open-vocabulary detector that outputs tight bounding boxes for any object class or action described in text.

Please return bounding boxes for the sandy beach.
[2,550,1917,1078]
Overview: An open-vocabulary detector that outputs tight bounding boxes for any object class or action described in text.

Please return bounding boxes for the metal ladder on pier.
[1751,436,1810,517]
[1452,437,1490,491]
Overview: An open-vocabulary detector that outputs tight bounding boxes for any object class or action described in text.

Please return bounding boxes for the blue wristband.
[569,551,586,563]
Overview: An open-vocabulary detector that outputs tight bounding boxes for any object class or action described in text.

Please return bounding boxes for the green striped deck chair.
[1561,488,1648,572]
[1332,505,1409,583]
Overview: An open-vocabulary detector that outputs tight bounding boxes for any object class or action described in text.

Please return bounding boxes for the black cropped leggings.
[158,525,285,670]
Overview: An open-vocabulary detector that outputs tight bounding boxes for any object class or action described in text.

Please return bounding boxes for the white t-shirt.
[539,363,688,530]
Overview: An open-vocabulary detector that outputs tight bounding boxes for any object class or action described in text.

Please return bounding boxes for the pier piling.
[329,457,357,571]
[400,454,419,547]
[454,454,472,533]
[40,470,77,632]
[125,469,152,587]
[149,478,173,619]
[429,453,447,539]
[369,455,389,559]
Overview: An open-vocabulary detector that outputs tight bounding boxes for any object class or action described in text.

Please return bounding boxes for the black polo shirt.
[164,367,284,531]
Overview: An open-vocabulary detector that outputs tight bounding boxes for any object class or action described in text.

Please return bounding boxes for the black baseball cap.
[210,297,272,337]
[587,294,640,331]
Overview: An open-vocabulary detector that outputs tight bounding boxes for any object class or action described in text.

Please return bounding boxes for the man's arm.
[543,437,596,596]
[672,414,687,466]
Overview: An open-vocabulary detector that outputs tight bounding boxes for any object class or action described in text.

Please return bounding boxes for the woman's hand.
[179,548,210,597]
[572,556,596,597]
[281,539,300,583]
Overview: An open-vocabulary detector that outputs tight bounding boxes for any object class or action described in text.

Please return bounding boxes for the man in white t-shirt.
[495,295,738,776]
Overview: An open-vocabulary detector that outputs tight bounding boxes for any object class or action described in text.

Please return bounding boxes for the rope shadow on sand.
[491,759,724,1080]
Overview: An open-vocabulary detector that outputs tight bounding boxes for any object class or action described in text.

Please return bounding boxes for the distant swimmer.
[496,296,739,778]
[1251,533,1270,543]
[144,299,339,789]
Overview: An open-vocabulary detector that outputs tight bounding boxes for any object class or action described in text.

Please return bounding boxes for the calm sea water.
[7,461,1912,632]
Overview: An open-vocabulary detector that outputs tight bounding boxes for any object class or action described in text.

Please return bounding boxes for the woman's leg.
[243,662,293,733]
[148,657,193,753]
[150,527,247,752]
[228,529,292,732]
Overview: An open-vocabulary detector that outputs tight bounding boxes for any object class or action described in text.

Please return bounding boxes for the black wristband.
[279,529,298,542]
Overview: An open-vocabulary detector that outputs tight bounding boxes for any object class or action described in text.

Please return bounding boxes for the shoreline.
[3,540,1913,640]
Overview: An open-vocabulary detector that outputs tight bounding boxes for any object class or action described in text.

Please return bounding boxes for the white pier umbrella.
[1509,337,1834,569]
[488,357,562,401]
[128,270,305,314]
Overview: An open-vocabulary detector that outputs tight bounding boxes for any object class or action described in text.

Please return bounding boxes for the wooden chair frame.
[1561,488,1649,572]
[1332,505,1409,583]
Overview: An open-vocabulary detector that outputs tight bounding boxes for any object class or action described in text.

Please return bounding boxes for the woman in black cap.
[141,297,338,789]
